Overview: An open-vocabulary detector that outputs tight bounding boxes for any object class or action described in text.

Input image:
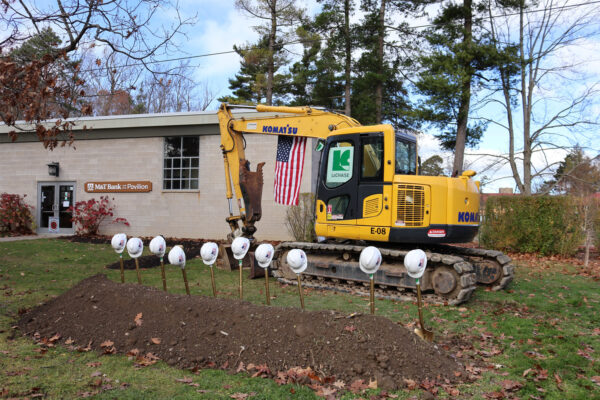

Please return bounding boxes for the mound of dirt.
[18,275,465,390]
[106,255,165,270]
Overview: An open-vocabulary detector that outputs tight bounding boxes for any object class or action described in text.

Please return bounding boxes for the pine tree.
[352,0,415,130]
[219,36,291,105]
[414,0,498,175]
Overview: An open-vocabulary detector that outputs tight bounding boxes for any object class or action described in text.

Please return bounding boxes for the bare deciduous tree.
[133,61,217,114]
[481,0,600,195]
[0,0,193,148]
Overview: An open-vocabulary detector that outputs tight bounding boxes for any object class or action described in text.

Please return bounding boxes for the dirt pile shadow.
[62,236,208,270]
[18,274,466,390]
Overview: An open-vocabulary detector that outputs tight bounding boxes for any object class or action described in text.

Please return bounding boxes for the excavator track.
[271,242,478,306]
[431,245,515,291]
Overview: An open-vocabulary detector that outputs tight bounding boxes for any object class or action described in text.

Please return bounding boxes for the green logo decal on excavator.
[326,147,353,183]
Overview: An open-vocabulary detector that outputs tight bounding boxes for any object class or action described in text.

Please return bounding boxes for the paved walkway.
[0,233,70,242]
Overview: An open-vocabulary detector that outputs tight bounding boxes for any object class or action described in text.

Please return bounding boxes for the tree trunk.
[344,0,351,116]
[375,0,386,124]
[519,0,532,195]
[266,0,277,106]
[452,0,473,176]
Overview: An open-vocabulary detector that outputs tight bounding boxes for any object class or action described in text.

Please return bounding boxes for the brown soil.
[18,274,466,391]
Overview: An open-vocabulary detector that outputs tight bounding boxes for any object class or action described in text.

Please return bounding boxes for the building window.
[163,137,199,190]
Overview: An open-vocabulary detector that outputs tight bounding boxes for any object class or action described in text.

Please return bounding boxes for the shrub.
[285,193,316,242]
[69,196,129,235]
[0,193,34,235]
[480,195,583,256]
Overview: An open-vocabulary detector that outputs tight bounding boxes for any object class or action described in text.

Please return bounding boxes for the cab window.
[360,135,384,180]
[395,136,417,175]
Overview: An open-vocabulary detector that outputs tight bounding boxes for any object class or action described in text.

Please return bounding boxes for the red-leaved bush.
[68,196,129,235]
[0,193,34,235]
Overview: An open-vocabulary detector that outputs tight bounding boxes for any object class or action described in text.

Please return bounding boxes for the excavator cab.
[314,124,481,245]
[314,125,414,242]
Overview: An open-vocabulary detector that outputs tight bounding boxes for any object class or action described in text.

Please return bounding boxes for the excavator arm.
[217,103,361,239]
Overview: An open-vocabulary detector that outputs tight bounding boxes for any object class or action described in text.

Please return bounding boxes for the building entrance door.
[37,182,76,234]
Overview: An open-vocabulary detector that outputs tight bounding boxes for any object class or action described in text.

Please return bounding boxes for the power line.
[73,0,600,74]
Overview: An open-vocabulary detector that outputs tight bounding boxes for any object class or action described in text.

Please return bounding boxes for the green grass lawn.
[1,238,599,399]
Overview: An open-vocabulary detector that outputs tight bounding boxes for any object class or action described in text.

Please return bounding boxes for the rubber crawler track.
[432,245,515,291]
[271,242,478,306]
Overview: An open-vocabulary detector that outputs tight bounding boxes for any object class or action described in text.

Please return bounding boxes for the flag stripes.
[274,136,307,205]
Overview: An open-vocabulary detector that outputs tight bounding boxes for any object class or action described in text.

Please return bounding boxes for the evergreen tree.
[219,36,291,105]
[540,147,600,196]
[287,1,352,110]
[8,27,83,119]
[352,0,415,130]
[234,0,305,105]
[420,155,446,176]
[414,0,497,175]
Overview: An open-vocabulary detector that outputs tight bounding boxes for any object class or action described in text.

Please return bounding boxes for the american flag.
[274,136,307,205]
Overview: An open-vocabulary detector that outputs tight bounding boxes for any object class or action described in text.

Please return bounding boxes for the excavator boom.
[217,103,360,238]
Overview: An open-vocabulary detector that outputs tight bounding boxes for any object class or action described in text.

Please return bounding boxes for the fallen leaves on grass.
[130,351,159,368]
[77,340,92,352]
[86,362,101,368]
[500,379,523,392]
[483,391,505,399]
[403,378,417,390]
[523,366,548,382]
[100,339,116,354]
[230,393,256,400]
[349,379,368,393]
[442,384,460,396]
[420,378,439,395]
[332,380,345,389]
[245,363,270,378]
[38,333,61,347]
[175,377,200,387]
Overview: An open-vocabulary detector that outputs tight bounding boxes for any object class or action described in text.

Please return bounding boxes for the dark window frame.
[163,136,200,190]
[395,136,417,175]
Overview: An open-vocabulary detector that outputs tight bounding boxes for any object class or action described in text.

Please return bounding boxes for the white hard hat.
[231,237,250,260]
[149,236,166,257]
[111,233,127,254]
[286,249,307,274]
[359,246,382,275]
[255,243,275,269]
[404,249,427,279]
[200,242,219,266]
[168,246,186,269]
[126,237,144,258]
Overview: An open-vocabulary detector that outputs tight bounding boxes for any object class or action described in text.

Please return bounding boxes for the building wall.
[0,133,313,240]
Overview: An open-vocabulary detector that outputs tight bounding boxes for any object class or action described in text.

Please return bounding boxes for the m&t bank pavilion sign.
[84,181,152,193]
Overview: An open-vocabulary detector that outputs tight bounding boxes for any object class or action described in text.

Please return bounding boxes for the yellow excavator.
[216,103,514,305]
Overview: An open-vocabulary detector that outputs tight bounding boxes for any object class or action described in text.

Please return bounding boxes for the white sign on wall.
[48,217,59,233]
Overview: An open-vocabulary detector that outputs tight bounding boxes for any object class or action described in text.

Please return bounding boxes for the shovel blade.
[414,327,434,342]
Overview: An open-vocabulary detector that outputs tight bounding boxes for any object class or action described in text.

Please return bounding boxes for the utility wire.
[70,0,600,74]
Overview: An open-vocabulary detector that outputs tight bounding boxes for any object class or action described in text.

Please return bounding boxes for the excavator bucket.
[239,159,264,237]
